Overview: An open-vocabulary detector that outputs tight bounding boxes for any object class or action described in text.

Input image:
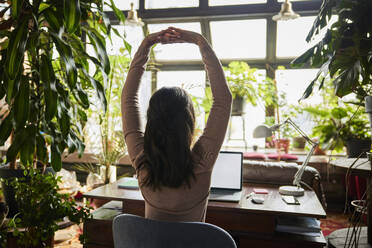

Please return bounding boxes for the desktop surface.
[84,178,326,218]
[84,178,326,248]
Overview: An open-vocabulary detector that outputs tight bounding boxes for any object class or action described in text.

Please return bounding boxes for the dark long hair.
[141,87,196,190]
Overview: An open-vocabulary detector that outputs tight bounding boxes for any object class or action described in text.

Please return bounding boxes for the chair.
[112,214,237,248]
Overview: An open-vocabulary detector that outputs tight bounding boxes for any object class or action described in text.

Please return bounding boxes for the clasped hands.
[144,27,205,47]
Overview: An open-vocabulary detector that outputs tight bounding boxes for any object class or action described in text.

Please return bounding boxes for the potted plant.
[223,61,278,115]
[3,169,91,247]
[0,0,126,215]
[292,0,372,133]
[303,104,370,157]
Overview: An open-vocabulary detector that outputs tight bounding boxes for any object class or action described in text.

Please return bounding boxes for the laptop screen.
[210,151,243,190]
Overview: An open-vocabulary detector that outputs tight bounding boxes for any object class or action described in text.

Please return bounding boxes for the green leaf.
[41,55,58,121]
[11,0,23,18]
[5,18,28,81]
[64,0,81,33]
[291,46,316,68]
[36,134,48,164]
[44,8,63,33]
[85,28,110,74]
[80,67,107,111]
[51,143,62,172]
[0,113,13,145]
[124,40,132,55]
[59,111,70,138]
[14,76,30,128]
[6,128,27,163]
[51,33,77,89]
[20,127,35,167]
[109,0,126,24]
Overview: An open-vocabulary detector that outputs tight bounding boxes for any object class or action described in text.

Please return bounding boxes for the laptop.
[209,151,243,202]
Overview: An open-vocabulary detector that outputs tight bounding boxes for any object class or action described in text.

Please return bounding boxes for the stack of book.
[275,216,321,237]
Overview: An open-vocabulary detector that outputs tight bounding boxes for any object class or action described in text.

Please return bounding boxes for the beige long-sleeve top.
[121,40,232,222]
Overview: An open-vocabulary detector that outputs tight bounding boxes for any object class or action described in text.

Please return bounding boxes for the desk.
[83,178,326,248]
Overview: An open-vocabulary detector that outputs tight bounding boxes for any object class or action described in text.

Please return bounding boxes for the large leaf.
[85,28,110,74]
[64,0,81,33]
[13,76,30,128]
[51,142,62,172]
[43,8,63,33]
[6,128,27,164]
[5,18,28,81]
[108,0,126,24]
[51,33,77,89]
[11,0,23,18]
[40,55,58,121]
[0,113,13,145]
[20,126,36,166]
[80,66,107,111]
[36,133,48,164]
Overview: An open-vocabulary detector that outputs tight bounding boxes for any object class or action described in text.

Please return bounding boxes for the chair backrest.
[112,214,237,248]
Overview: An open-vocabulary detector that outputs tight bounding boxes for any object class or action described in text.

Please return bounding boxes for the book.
[275,216,321,236]
[117,177,139,189]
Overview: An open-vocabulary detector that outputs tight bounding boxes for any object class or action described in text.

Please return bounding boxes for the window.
[276,16,315,58]
[103,0,139,11]
[148,22,202,60]
[275,69,321,134]
[106,25,144,56]
[210,19,266,59]
[145,0,198,9]
[277,15,338,58]
[209,0,266,6]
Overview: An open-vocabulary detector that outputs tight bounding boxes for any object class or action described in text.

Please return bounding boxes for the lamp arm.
[284,118,317,146]
[280,118,318,187]
[292,143,317,187]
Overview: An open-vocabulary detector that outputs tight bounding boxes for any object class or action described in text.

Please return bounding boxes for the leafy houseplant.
[4,169,91,247]
[223,61,277,115]
[292,0,372,102]
[303,104,370,155]
[0,0,126,171]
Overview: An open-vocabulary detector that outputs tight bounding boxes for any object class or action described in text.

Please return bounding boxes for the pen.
[246,192,254,199]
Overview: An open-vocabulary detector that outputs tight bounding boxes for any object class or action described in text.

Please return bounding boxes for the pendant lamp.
[272,0,300,21]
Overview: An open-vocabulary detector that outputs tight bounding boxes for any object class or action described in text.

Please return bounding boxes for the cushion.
[267,153,298,161]
[243,152,267,160]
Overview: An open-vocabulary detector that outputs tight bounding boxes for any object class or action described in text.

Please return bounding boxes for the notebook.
[209,151,243,202]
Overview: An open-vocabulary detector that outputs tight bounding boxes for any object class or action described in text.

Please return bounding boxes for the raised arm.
[121,30,178,168]
[168,27,233,170]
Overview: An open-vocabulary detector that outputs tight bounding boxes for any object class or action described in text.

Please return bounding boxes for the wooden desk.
[84,178,326,248]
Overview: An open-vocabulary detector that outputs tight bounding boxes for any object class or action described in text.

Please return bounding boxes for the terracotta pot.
[274,138,290,154]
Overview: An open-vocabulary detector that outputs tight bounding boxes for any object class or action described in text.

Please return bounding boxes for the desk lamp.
[253,118,319,196]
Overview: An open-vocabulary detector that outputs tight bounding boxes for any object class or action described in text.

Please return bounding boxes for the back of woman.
[121,27,232,222]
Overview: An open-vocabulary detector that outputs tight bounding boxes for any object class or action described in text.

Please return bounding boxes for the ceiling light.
[125,3,144,27]
[272,0,300,21]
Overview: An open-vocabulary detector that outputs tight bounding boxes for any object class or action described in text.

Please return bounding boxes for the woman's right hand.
[165,27,207,46]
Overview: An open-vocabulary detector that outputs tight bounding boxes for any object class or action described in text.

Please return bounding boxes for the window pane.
[277,15,338,58]
[146,0,198,9]
[210,19,266,59]
[275,69,321,105]
[103,0,139,11]
[106,25,144,56]
[209,0,266,6]
[148,23,202,60]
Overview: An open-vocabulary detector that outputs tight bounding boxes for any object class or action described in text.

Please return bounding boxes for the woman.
[121,27,232,222]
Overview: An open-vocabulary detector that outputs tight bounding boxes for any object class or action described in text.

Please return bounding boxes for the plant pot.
[100,165,117,184]
[232,96,245,116]
[345,139,371,158]
[292,136,306,149]
[274,138,290,154]
[7,231,54,247]
[0,165,25,218]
